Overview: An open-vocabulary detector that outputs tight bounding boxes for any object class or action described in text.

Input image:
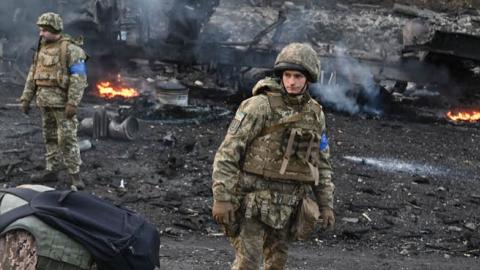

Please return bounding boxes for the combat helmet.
[274,43,320,82]
[36,12,63,33]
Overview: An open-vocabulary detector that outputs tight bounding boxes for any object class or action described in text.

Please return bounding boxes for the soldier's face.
[282,70,307,95]
[39,27,60,42]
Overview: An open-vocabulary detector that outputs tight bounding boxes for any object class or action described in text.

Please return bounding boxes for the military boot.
[31,170,59,183]
[69,173,85,190]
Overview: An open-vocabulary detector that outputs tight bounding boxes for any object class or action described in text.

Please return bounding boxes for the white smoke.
[312,81,360,115]
[310,46,383,115]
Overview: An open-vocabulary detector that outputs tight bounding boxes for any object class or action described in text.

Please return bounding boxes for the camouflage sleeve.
[66,44,87,107]
[19,65,36,103]
[212,95,270,202]
[0,230,37,270]
[312,110,335,209]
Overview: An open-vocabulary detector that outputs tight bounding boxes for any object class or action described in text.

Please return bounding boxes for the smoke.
[311,81,360,115]
[0,0,48,62]
[310,47,383,116]
[0,0,104,68]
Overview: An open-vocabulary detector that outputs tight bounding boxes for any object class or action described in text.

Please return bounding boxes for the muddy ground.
[1,77,479,269]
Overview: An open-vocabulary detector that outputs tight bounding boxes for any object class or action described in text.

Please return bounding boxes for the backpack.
[0,188,160,270]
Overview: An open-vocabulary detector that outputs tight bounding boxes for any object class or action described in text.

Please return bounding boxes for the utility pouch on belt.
[290,196,320,240]
[244,191,298,230]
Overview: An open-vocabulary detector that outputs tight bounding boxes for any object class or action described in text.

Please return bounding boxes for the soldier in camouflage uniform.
[212,43,335,270]
[20,12,88,190]
[0,185,94,270]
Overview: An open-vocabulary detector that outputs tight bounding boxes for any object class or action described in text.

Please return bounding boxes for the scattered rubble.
[0,1,479,269]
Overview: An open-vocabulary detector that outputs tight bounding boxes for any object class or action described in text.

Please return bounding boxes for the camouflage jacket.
[20,36,87,108]
[212,77,334,211]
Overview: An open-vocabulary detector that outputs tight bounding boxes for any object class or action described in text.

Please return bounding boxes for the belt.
[254,177,305,194]
[42,107,64,111]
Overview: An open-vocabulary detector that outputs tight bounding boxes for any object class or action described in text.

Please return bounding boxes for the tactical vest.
[0,188,92,269]
[33,37,71,89]
[242,91,324,184]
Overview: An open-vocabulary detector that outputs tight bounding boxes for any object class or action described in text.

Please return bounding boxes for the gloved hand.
[320,207,335,231]
[21,101,30,115]
[212,201,235,225]
[65,104,77,118]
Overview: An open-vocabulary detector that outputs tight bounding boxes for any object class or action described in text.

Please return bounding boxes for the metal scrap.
[6,128,40,138]
[80,107,139,140]
[393,3,445,20]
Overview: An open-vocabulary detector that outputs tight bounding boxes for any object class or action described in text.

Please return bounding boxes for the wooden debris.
[424,243,451,251]
[351,3,380,9]
[6,128,41,138]
[464,222,477,231]
[393,4,444,20]
[470,194,480,204]
[5,103,22,108]
[362,213,372,222]
[341,226,371,239]
[447,226,463,232]
[208,232,224,237]
[335,3,349,10]
[341,217,359,223]
[2,148,27,154]
[412,175,431,184]
[349,201,401,211]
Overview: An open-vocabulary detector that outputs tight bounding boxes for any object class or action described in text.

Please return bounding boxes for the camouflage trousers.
[0,230,86,270]
[226,173,307,270]
[40,107,81,174]
[228,217,290,270]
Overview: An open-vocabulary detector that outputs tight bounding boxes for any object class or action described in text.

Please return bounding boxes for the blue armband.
[319,132,329,151]
[69,60,87,75]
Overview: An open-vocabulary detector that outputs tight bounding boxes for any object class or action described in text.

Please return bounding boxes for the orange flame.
[446,109,480,122]
[96,81,140,99]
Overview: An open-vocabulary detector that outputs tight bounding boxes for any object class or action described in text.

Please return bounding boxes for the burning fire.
[446,109,480,122]
[96,81,139,99]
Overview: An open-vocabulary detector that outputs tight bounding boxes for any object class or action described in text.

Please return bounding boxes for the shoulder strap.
[0,204,35,233]
[0,188,39,202]
[266,92,285,109]
[258,92,288,136]
[0,189,37,233]
[60,39,70,74]
[308,99,322,116]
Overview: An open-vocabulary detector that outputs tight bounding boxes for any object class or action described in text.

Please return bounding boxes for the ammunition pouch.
[243,190,300,230]
[33,39,70,90]
[242,92,324,185]
[279,128,321,185]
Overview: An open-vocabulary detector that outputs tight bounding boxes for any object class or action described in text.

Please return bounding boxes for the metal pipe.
[108,116,139,140]
[79,117,93,134]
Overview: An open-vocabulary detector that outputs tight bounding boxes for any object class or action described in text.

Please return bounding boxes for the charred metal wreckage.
[1,0,480,123]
